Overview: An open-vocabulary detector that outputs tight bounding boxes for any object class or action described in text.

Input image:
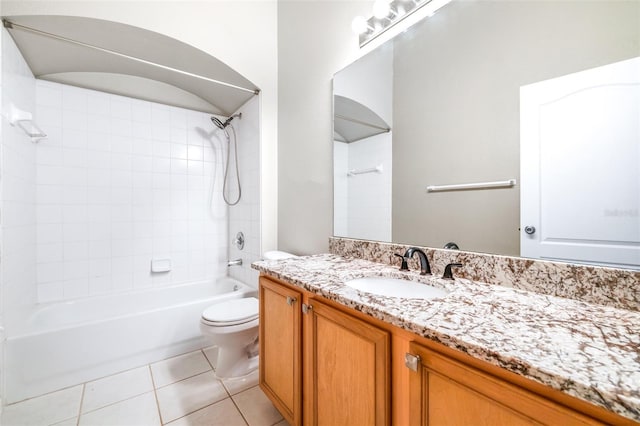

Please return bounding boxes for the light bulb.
[372,0,391,19]
[351,16,370,35]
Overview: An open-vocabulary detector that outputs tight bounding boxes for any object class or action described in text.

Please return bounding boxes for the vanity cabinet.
[259,276,390,426]
[305,299,390,426]
[259,278,302,426]
[260,275,629,426]
[406,342,600,426]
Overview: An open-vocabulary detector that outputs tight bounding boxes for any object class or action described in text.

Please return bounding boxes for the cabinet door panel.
[307,299,390,426]
[259,277,302,426]
[408,342,600,426]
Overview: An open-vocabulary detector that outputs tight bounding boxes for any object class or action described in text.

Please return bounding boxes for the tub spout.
[227,259,243,267]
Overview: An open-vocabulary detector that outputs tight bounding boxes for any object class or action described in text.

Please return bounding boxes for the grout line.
[201,347,216,371]
[161,398,228,426]
[75,383,86,426]
[5,382,84,407]
[228,395,250,426]
[149,365,164,426]
[153,368,215,391]
[77,390,156,416]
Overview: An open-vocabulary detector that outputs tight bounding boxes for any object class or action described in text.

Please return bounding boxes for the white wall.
[1,0,278,256]
[277,0,371,255]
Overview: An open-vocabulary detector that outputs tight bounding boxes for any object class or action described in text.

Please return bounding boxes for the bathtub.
[4,277,256,404]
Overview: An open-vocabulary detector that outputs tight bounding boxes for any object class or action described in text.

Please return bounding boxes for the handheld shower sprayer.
[211,113,242,130]
[209,113,242,206]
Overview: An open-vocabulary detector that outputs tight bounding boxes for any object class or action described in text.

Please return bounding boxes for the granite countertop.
[252,254,640,422]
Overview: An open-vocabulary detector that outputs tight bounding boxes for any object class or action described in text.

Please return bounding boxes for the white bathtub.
[4,278,256,404]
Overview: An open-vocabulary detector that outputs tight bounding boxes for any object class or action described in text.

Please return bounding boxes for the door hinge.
[405,353,421,372]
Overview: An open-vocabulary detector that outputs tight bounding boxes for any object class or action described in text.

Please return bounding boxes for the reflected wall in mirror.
[333,0,640,269]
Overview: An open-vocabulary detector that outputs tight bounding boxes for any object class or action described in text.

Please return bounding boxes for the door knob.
[524,226,536,235]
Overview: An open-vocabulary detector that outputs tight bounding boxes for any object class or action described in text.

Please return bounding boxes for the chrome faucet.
[227,258,243,267]
[404,247,431,275]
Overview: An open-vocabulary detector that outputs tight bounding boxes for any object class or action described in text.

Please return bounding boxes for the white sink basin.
[345,277,448,300]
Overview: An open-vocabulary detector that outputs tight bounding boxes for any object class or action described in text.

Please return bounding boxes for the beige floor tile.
[221,370,259,395]
[1,385,83,426]
[232,386,283,426]
[151,351,212,388]
[165,398,247,426]
[202,346,218,369]
[272,420,289,426]
[50,417,78,426]
[78,391,160,426]
[82,366,153,413]
[155,371,228,424]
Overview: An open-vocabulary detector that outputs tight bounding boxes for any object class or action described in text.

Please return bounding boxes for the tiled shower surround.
[329,237,640,312]
[33,80,239,302]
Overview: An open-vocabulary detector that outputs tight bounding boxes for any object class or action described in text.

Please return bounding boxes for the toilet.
[200,297,260,378]
[200,250,296,378]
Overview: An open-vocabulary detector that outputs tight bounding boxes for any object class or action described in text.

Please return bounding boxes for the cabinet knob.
[405,353,421,372]
[302,303,313,314]
[286,296,297,306]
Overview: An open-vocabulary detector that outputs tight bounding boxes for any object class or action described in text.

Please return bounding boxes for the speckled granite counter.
[252,254,640,422]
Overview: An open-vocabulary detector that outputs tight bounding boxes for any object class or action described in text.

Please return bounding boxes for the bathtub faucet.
[227,258,243,267]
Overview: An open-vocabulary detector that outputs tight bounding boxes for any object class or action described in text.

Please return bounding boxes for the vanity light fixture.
[352,0,452,47]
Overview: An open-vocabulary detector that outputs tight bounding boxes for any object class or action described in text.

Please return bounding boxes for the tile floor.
[1,348,287,426]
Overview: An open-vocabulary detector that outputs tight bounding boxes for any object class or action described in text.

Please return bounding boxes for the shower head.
[211,116,226,130]
[211,113,242,130]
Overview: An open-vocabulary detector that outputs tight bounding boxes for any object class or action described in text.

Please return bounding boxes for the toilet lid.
[202,297,259,325]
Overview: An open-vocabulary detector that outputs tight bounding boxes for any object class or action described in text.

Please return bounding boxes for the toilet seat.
[201,297,258,327]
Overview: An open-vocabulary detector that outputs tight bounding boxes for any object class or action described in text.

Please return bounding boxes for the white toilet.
[200,297,260,378]
[200,250,296,378]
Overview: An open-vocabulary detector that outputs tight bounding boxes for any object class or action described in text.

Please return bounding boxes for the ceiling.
[3,15,259,116]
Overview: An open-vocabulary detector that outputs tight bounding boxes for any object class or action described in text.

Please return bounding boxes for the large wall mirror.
[333,0,640,269]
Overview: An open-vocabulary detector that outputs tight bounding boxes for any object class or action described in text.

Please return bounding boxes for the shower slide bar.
[347,164,383,177]
[3,20,260,96]
[427,179,516,192]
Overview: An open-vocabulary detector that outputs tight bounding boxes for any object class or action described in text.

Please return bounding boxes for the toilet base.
[213,344,259,379]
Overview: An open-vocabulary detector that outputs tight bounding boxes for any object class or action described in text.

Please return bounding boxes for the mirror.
[333,0,640,269]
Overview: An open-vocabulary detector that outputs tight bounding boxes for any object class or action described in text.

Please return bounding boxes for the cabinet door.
[407,342,601,426]
[259,277,302,426]
[306,299,390,426]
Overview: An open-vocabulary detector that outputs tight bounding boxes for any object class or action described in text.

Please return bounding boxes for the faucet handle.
[442,263,462,280]
[394,253,409,271]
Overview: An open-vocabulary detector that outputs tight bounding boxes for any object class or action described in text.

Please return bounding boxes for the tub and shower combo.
[5,278,256,403]
[0,15,266,405]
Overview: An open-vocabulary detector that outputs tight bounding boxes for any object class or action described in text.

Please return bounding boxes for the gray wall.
[277,1,369,255]
[392,0,640,255]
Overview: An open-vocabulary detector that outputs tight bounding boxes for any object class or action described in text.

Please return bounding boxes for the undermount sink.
[345,277,449,300]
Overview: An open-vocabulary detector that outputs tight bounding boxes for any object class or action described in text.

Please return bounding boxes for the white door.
[520,57,640,269]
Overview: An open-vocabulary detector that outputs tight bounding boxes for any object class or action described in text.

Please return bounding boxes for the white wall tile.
[62,121,88,140]
[23,79,255,304]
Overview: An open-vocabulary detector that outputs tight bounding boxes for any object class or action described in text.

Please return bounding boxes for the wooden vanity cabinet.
[305,299,390,426]
[259,277,302,426]
[260,275,632,426]
[406,342,601,426]
[259,276,390,426]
